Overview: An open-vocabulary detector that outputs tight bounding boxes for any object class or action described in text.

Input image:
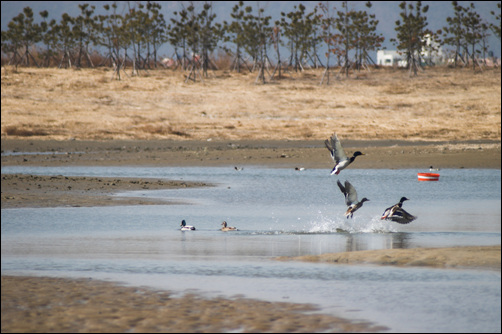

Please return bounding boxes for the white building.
[377,50,405,67]
[421,34,446,65]
[377,35,446,67]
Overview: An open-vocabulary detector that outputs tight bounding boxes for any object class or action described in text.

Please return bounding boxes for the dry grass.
[1,66,500,141]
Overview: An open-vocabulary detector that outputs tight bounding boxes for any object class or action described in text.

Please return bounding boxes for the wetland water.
[2,166,501,332]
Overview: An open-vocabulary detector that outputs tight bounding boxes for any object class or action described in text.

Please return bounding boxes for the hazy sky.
[2,1,500,59]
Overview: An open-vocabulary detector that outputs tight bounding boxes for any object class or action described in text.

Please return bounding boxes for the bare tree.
[318,1,336,84]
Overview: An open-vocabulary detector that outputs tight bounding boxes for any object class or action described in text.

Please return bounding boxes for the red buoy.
[417,173,440,181]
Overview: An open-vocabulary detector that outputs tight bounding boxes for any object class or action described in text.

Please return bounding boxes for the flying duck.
[221,221,238,231]
[337,180,370,219]
[180,219,196,231]
[325,133,365,175]
[381,197,417,224]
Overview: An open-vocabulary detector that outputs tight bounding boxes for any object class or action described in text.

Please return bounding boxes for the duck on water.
[180,220,196,231]
[221,221,238,231]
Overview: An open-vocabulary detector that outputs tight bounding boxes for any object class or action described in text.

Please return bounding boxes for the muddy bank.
[2,138,500,169]
[277,246,501,270]
[1,275,386,333]
[1,174,212,209]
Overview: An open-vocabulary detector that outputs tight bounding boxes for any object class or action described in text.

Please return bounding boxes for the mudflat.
[277,246,501,270]
[1,172,212,208]
[1,275,387,333]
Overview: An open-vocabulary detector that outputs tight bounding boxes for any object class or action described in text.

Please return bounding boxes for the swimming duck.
[234,166,243,171]
[381,197,417,224]
[337,180,370,219]
[325,133,365,175]
[180,219,196,231]
[429,166,440,171]
[295,167,305,171]
[221,221,238,231]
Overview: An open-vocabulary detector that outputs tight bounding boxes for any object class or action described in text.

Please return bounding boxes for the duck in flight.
[180,219,196,231]
[325,133,365,175]
[337,180,369,219]
[381,197,417,224]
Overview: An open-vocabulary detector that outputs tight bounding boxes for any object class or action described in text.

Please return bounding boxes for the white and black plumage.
[325,133,365,175]
[429,166,440,171]
[180,219,196,231]
[381,197,417,224]
[337,180,369,219]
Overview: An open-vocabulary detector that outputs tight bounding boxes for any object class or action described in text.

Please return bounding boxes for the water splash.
[306,212,397,234]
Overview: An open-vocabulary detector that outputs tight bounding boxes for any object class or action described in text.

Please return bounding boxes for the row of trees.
[2,1,500,80]
[443,1,500,71]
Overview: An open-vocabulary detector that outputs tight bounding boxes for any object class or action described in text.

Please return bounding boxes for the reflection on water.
[1,166,501,333]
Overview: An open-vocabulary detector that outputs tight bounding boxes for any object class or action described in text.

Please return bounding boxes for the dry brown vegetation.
[1,66,500,142]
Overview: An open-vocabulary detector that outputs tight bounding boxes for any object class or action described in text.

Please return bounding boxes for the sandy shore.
[277,246,501,270]
[1,173,212,208]
[1,275,387,333]
[2,138,500,169]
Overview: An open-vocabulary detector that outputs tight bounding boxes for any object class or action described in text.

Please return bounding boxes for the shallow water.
[2,166,501,333]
